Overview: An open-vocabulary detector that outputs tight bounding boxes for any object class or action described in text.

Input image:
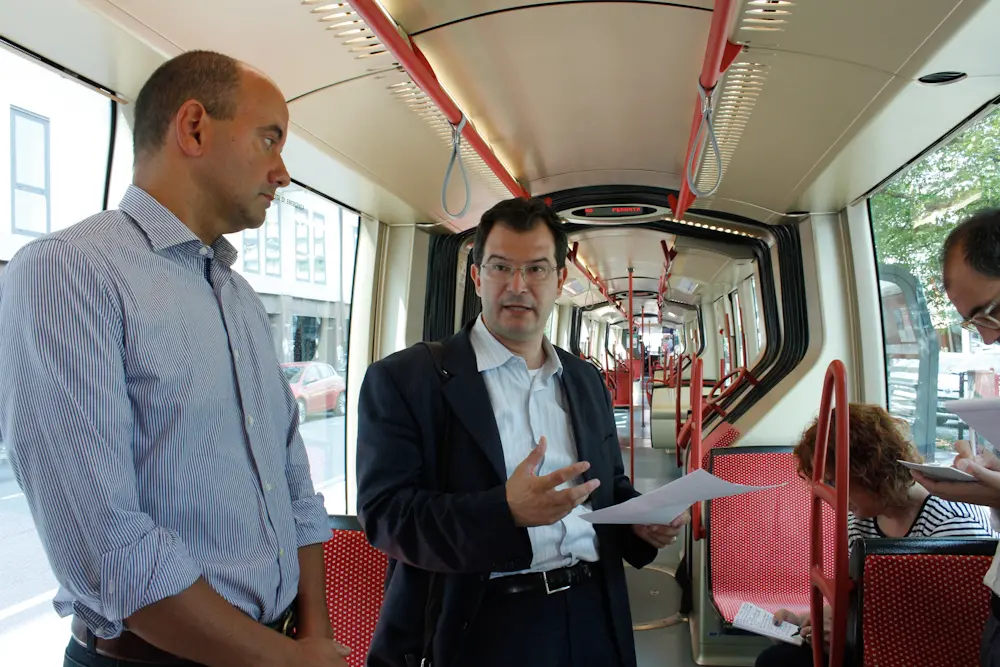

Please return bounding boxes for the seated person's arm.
[0,242,310,667]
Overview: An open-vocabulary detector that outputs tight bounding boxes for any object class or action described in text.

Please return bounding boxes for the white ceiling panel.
[290,69,512,228]
[86,0,396,100]
[384,0,716,36]
[411,2,711,191]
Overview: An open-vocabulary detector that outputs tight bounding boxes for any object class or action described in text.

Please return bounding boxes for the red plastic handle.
[809,360,852,667]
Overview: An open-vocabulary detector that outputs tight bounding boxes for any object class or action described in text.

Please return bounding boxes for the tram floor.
[621,437,745,667]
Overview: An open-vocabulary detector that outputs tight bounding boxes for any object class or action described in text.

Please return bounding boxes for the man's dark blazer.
[356,319,657,667]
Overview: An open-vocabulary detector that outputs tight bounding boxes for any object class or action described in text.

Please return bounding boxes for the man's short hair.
[942,207,1000,279]
[473,198,569,269]
[132,50,242,160]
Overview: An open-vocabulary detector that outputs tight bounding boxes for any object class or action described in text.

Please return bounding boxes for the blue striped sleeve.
[0,239,202,632]
[277,362,331,548]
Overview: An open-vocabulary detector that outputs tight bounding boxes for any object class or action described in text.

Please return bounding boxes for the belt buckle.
[543,570,570,595]
[279,609,294,637]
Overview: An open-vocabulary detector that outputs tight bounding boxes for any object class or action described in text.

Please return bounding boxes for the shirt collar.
[470,315,563,378]
[119,185,239,266]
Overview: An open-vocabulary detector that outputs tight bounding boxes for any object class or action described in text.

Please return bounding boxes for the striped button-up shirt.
[0,185,330,638]
[469,316,599,575]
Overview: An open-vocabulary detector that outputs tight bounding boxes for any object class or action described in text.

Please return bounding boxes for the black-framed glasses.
[480,262,555,285]
[961,292,1000,332]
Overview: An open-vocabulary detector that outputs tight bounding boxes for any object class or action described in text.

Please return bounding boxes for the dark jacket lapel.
[438,322,508,483]
[555,348,600,487]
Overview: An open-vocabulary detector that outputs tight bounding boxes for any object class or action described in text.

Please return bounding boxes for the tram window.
[222,185,360,516]
[869,104,1000,463]
[749,275,764,351]
[0,45,114,665]
[2,48,109,248]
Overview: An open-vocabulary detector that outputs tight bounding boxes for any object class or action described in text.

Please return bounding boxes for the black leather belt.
[71,604,296,663]
[488,561,597,596]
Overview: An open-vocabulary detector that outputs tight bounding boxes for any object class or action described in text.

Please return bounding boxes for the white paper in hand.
[732,603,803,646]
[898,460,975,483]
[945,397,1000,453]
[580,469,784,525]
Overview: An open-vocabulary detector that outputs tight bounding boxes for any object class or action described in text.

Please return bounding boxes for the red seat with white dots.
[322,516,388,667]
[849,538,997,667]
[707,446,836,622]
[697,422,741,471]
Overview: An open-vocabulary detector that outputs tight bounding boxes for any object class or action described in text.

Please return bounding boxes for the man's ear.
[471,263,482,297]
[556,266,568,291]
[174,100,210,157]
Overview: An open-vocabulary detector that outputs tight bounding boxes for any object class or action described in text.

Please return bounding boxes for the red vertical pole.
[628,268,635,482]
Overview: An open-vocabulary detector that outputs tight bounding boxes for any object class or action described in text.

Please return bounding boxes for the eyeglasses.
[961,292,1000,332]
[479,262,556,285]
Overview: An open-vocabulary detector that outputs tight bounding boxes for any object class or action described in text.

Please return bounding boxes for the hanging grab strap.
[685,81,723,198]
[441,115,470,218]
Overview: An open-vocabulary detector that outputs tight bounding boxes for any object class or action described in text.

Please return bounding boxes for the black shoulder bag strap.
[418,340,451,667]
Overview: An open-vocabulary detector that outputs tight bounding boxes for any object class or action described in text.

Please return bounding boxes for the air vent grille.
[694,0,795,194]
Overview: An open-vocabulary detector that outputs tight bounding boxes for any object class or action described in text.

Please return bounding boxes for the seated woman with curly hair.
[756,403,996,667]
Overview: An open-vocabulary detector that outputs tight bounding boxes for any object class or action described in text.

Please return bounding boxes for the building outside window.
[10,107,50,235]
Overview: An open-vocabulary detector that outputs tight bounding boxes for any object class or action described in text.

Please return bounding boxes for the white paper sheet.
[898,460,976,482]
[580,468,784,525]
[731,602,803,646]
[945,397,1000,454]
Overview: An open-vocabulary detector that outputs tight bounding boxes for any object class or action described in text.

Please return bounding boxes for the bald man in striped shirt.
[0,51,347,667]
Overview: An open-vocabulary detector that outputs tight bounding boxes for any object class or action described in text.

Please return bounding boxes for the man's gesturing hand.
[506,436,600,527]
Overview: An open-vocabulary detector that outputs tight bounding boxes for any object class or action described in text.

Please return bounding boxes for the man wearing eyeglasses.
[909,208,1000,667]
[356,197,688,667]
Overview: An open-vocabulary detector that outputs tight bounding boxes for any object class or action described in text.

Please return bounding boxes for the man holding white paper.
[357,198,689,667]
[909,208,1000,667]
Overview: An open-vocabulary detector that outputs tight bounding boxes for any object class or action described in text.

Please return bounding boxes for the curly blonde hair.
[793,403,923,508]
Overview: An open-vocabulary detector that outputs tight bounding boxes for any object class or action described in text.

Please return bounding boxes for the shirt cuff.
[293,493,333,547]
[98,526,202,632]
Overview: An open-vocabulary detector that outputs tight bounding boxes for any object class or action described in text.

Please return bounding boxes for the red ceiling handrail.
[656,240,677,320]
[668,0,743,221]
[809,360,852,667]
[568,242,628,321]
[348,0,529,201]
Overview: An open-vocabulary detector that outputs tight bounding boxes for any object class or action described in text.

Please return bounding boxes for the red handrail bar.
[628,269,635,482]
[809,360,852,667]
[348,0,529,201]
[706,367,758,404]
[685,358,706,541]
[668,0,743,221]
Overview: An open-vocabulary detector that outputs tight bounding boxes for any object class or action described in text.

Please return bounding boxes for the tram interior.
[2,0,1000,665]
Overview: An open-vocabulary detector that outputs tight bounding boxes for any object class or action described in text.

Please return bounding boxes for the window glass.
[575,313,588,353]
[730,290,744,368]
[224,183,359,515]
[870,105,1000,462]
[749,275,763,351]
[2,48,108,252]
[0,46,112,665]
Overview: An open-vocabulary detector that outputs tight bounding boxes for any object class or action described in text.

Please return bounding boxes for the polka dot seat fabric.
[323,517,388,667]
[707,447,836,622]
[850,538,998,667]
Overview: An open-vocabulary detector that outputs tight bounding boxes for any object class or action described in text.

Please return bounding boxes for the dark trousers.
[983,614,1000,667]
[756,641,822,667]
[460,574,623,667]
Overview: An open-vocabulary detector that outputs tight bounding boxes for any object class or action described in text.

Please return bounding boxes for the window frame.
[10,105,52,236]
